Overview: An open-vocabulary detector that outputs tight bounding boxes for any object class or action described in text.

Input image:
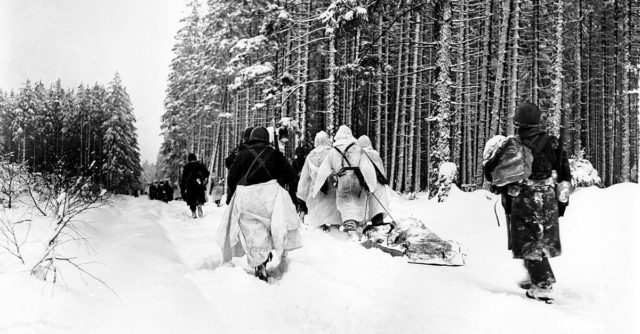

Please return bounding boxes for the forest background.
[2,0,639,196]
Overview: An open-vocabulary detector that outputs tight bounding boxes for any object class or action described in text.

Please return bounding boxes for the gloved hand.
[558,201,568,217]
[320,180,329,194]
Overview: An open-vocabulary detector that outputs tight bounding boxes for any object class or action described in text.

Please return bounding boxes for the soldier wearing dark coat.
[290,145,311,214]
[148,182,156,200]
[161,180,174,202]
[226,127,297,205]
[180,153,210,218]
[224,127,254,169]
[486,102,572,303]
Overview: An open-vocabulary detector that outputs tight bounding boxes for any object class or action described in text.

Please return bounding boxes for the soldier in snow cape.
[312,125,377,235]
[357,135,390,227]
[209,177,225,207]
[180,153,210,218]
[296,131,342,228]
[217,126,303,282]
[483,102,572,303]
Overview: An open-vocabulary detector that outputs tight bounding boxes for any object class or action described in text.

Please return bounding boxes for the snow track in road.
[3,184,639,334]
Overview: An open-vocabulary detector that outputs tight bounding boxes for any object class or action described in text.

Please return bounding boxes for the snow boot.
[254,252,273,282]
[254,264,268,282]
[197,205,204,218]
[191,210,197,219]
[526,285,554,304]
[341,220,363,240]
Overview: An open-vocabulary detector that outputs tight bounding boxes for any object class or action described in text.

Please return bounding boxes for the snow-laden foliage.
[569,157,602,188]
[0,77,141,195]
[102,73,143,193]
[435,162,457,202]
[319,0,369,35]
[228,63,275,91]
[0,157,25,209]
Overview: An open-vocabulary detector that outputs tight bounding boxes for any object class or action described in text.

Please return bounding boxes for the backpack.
[486,135,549,187]
[333,143,369,192]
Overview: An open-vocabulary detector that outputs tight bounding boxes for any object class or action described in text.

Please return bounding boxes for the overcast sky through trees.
[0,0,186,163]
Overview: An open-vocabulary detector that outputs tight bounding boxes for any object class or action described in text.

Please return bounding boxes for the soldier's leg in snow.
[524,258,556,288]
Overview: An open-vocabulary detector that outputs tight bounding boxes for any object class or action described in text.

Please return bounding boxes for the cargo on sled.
[360,217,465,266]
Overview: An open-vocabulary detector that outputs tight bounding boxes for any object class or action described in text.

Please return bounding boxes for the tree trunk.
[549,0,564,137]
[390,18,405,188]
[489,0,511,136]
[508,0,520,136]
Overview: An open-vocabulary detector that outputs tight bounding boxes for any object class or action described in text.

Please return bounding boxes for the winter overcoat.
[296,132,342,227]
[180,161,210,206]
[224,142,249,169]
[500,128,572,260]
[148,184,157,200]
[312,126,377,223]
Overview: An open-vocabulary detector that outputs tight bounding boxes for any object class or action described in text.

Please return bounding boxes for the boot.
[341,220,358,232]
[526,284,554,304]
[342,220,363,240]
[254,252,273,282]
[197,205,203,218]
[254,264,268,282]
[191,209,197,219]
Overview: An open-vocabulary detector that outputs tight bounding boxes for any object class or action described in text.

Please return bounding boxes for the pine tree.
[102,73,143,193]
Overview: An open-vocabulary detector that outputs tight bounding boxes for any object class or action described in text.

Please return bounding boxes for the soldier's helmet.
[513,102,542,127]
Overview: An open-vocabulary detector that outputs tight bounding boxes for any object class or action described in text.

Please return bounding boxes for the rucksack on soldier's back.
[483,135,533,187]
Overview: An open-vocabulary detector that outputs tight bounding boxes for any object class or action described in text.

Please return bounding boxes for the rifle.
[556,106,571,216]
[558,106,566,174]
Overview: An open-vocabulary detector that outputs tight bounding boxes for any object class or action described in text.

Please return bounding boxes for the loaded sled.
[360,217,465,266]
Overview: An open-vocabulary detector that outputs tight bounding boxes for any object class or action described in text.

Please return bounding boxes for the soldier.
[484,102,572,303]
[296,131,342,229]
[180,153,210,218]
[312,125,377,237]
[357,135,391,231]
[147,182,156,200]
[224,126,254,169]
[162,179,174,202]
[217,126,303,281]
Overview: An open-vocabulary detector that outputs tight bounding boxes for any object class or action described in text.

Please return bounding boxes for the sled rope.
[493,198,501,227]
[366,190,397,245]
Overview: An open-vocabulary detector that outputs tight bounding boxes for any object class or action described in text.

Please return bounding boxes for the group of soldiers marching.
[172,101,571,303]
[296,125,391,237]
[147,180,174,202]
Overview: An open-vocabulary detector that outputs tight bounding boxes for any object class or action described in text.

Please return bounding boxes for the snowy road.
[2,184,639,334]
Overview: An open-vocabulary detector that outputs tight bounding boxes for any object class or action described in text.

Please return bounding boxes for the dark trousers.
[189,204,197,213]
[524,258,556,289]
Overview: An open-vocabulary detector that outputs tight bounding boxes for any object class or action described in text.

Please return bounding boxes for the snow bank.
[1,184,638,334]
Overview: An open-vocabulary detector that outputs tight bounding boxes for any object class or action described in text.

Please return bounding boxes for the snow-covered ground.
[1,184,639,334]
